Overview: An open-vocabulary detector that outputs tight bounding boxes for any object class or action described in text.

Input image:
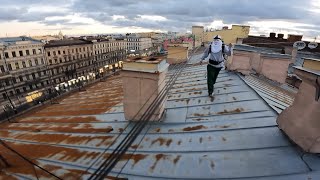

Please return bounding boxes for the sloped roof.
[0,59,320,179]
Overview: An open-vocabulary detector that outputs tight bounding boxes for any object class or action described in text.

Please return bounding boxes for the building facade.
[204,25,250,44]
[126,36,153,51]
[192,25,250,47]
[0,37,49,114]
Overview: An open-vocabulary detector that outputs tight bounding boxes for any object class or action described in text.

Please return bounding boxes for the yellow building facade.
[192,25,250,46]
[303,58,320,71]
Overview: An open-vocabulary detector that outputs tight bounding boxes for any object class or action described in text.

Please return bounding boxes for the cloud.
[0,0,319,38]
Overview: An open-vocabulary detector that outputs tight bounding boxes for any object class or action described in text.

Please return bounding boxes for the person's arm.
[224,43,233,56]
[200,46,210,63]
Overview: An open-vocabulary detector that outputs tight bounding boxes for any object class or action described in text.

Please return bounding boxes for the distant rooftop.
[0,36,42,46]
[44,39,92,48]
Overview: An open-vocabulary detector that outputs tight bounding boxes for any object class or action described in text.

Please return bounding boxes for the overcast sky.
[0,0,319,41]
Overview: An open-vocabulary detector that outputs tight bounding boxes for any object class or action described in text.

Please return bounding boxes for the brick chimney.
[277,66,320,153]
[122,56,169,121]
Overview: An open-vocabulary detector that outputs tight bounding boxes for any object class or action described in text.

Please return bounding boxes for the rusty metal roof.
[0,60,320,179]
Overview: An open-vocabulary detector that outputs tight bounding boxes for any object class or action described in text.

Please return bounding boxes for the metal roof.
[0,58,320,179]
[241,75,295,114]
[0,37,42,46]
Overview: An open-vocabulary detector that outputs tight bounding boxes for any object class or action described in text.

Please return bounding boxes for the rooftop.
[0,56,319,179]
[0,37,42,46]
[44,39,92,48]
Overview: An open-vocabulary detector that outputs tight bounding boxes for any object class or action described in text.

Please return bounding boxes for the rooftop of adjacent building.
[0,36,42,46]
[44,39,93,48]
[0,53,319,179]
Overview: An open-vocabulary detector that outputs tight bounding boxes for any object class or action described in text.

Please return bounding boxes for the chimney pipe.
[269,32,276,39]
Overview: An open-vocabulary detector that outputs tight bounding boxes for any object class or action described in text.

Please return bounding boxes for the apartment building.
[0,37,49,113]
[91,38,127,72]
[126,35,153,51]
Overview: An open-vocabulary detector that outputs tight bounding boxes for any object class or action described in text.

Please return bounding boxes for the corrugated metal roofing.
[0,58,320,179]
[241,75,295,114]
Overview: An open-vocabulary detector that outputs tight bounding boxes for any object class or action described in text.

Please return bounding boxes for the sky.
[0,0,319,41]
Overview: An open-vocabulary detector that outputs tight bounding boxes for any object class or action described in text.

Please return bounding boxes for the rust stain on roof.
[217,108,244,115]
[173,155,181,165]
[154,128,161,133]
[151,137,172,147]
[150,154,169,171]
[183,125,207,131]
[120,153,148,168]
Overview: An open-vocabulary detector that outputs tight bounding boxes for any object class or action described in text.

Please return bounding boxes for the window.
[63,50,65,54]
[76,48,78,53]
[0,65,5,73]
[32,73,36,79]
[54,59,58,63]
[41,82,44,87]
[59,58,62,63]
[15,62,20,69]
[23,87,27,92]
[12,51,16,57]
[8,64,12,71]
[29,85,33,90]
[28,60,32,67]
[41,58,44,64]
[26,50,30,55]
[43,70,46,75]
[26,75,29,80]
[38,48,42,53]
[49,60,52,64]
[16,89,20,94]
[72,49,74,53]
[83,47,85,51]
[9,91,13,96]
[19,76,23,82]
[5,52,9,58]
[53,51,56,56]
[5,79,9,86]
[48,51,51,56]
[33,49,36,55]
[12,78,16,83]
[58,50,61,55]
[2,93,7,100]
[19,51,23,56]
[35,58,39,65]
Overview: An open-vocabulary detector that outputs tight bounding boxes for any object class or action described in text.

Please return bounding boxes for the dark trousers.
[207,65,222,94]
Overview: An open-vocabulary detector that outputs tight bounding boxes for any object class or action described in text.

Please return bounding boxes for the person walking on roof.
[200,35,233,97]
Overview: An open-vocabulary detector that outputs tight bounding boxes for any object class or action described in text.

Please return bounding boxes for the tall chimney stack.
[121,56,169,121]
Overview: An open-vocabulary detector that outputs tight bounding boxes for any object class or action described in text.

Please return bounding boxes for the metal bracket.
[316,77,320,101]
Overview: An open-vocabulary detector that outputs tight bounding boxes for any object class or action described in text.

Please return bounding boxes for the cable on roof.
[0,139,63,180]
